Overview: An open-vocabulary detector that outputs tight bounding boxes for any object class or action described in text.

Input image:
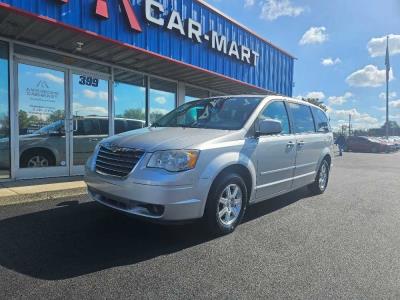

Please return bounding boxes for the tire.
[308,159,330,195]
[20,151,55,168]
[204,173,248,235]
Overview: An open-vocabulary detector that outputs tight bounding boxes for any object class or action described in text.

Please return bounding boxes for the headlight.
[147,150,199,172]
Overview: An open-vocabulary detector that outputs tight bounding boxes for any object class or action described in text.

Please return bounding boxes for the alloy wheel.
[217,184,243,226]
[27,155,49,168]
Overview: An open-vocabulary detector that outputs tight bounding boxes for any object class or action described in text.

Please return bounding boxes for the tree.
[302,98,327,111]
[0,114,9,138]
[118,108,145,121]
[48,110,65,123]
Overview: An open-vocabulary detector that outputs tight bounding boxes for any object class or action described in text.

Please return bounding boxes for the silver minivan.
[85,96,333,234]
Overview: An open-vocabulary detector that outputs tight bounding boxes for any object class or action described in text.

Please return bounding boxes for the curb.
[0,187,88,207]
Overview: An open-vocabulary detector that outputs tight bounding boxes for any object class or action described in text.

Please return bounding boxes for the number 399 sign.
[79,75,99,87]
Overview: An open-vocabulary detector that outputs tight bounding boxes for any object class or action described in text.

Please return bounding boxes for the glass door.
[15,60,69,179]
[70,70,109,175]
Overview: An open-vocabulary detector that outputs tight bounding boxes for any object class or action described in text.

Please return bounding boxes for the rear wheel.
[21,151,55,168]
[204,173,247,235]
[308,159,330,195]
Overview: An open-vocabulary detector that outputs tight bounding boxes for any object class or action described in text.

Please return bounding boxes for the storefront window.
[149,78,176,124]
[72,73,109,166]
[185,85,209,103]
[17,63,67,169]
[114,70,146,133]
[0,42,9,178]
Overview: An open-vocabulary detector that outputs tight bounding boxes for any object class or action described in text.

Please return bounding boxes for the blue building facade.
[0,0,295,180]
[0,0,294,95]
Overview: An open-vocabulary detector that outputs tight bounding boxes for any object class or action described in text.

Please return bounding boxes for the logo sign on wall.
[26,80,59,119]
[57,0,260,66]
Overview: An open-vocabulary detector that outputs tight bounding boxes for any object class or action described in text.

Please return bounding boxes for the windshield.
[152,97,264,130]
[34,120,64,135]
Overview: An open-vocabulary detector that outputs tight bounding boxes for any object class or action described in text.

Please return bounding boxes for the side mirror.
[256,118,282,136]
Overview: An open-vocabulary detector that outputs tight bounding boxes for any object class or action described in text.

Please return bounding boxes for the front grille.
[95,145,144,177]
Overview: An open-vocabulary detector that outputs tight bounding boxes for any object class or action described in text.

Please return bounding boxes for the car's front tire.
[308,159,330,195]
[204,173,248,235]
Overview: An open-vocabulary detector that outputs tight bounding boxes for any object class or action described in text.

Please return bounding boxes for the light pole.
[348,114,351,136]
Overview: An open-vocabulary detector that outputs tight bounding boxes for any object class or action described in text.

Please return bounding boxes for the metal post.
[385,36,390,140]
[386,69,389,139]
[348,114,351,136]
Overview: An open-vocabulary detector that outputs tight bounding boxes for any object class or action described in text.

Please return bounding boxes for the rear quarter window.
[311,107,331,133]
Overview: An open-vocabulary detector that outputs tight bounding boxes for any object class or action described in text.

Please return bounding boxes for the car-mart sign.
[57,0,260,66]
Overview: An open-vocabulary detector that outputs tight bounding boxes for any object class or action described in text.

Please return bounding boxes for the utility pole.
[385,36,390,139]
[348,114,351,136]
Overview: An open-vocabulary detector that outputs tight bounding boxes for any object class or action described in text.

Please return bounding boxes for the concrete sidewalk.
[0,176,87,206]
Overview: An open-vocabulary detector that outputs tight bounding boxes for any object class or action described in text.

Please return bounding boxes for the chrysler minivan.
[85,96,333,234]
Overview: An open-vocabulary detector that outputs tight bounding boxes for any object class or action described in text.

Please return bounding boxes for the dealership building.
[0,0,294,180]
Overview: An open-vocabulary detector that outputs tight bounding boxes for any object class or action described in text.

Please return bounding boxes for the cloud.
[321,57,341,66]
[328,92,353,106]
[36,73,64,85]
[390,99,400,109]
[367,34,400,57]
[260,0,305,21]
[295,91,325,100]
[73,102,108,116]
[346,65,394,87]
[379,91,397,100]
[328,108,380,129]
[299,26,328,45]
[306,91,325,99]
[82,89,108,101]
[154,96,167,105]
[244,0,255,7]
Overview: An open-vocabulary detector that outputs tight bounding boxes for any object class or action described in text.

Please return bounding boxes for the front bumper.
[85,168,208,221]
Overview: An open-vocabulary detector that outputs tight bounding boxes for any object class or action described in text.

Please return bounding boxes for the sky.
[206,0,400,131]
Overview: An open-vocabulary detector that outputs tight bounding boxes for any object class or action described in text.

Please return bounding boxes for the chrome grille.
[95,145,144,177]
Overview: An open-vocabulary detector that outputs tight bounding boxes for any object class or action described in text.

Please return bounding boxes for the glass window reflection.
[149,78,176,124]
[18,63,66,168]
[114,70,146,134]
[0,42,9,178]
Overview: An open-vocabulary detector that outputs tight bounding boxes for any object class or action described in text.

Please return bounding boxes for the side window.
[99,119,109,135]
[288,103,316,134]
[311,107,330,133]
[77,119,100,136]
[259,101,290,134]
[115,120,126,134]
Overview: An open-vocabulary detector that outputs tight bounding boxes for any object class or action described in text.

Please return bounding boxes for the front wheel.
[308,159,330,195]
[204,173,248,235]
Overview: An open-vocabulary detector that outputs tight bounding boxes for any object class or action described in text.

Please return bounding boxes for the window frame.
[286,101,317,134]
[311,106,331,133]
[257,100,292,135]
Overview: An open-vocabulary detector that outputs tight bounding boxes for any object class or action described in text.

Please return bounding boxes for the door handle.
[286,141,295,148]
[297,141,305,147]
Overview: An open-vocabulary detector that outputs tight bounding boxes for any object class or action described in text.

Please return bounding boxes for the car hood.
[103,127,233,152]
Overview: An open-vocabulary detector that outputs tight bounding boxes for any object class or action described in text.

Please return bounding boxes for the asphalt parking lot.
[0,152,399,299]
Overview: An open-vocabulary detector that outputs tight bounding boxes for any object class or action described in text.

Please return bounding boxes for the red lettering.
[121,0,142,32]
[56,0,142,32]
[96,0,109,19]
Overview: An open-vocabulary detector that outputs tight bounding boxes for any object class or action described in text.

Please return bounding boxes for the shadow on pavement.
[0,187,311,280]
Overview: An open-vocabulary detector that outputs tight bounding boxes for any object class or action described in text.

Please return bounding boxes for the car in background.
[0,117,145,169]
[346,136,392,153]
[388,136,400,150]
